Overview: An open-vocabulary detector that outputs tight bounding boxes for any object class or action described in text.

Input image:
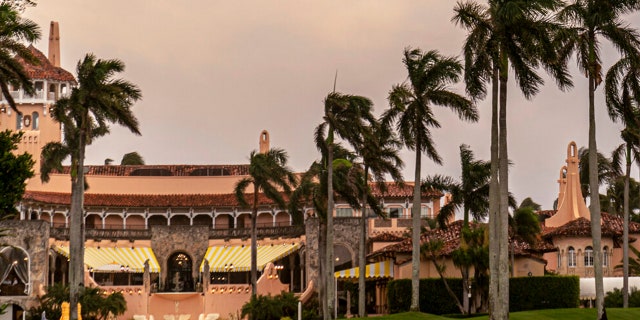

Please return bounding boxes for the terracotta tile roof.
[369,233,406,242]
[542,212,640,238]
[53,164,251,177]
[17,45,75,82]
[370,220,552,259]
[369,182,443,198]
[22,191,282,208]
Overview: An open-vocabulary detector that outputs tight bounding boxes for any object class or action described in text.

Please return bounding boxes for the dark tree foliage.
[0,130,34,217]
[27,284,126,320]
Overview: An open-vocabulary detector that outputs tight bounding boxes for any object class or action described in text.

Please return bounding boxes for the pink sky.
[23,1,640,211]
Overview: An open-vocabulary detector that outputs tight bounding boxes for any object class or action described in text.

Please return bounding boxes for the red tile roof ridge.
[18,45,76,82]
[22,190,283,207]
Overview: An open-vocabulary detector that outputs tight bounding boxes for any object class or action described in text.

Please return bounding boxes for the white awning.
[580,277,640,299]
[334,260,394,279]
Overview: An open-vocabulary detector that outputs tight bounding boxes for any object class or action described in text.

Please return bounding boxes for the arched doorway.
[166,252,193,292]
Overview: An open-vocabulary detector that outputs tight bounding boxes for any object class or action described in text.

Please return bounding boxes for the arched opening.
[52,212,66,228]
[192,214,213,227]
[214,214,234,229]
[236,214,250,229]
[274,211,290,227]
[0,247,29,296]
[148,215,168,227]
[52,255,68,285]
[40,212,51,224]
[584,246,594,267]
[85,213,102,229]
[257,212,273,228]
[170,215,190,226]
[568,246,576,268]
[104,215,124,229]
[166,252,193,292]
[126,215,145,230]
[31,112,39,130]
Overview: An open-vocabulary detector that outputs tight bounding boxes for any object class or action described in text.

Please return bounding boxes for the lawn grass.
[370,308,640,320]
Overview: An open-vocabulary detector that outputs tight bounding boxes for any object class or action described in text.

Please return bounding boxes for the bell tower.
[48,21,60,67]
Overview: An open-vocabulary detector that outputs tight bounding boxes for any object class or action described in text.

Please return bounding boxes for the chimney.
[48,21,60,67]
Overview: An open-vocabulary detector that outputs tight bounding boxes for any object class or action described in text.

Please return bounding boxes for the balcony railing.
[50,224,305,240]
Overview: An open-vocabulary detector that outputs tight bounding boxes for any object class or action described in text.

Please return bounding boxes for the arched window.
[0,247,30,296]
[557,250,563,269]
[31,112,39,130]
[584,246,594,267]
[603,246,609,267]
[16,113,23,130]
[568,247,576,267]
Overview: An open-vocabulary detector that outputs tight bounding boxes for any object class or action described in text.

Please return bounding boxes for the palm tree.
[453,1,571,318]
[423,144,491,228]
[557,2,640,316]
[120,151,145,165]
[288,144,375,319]
[316,92,375,319]
[577,147,617,199]
[422,144,489,314]
[383,48,477,312]
[354,121,404,317]
[0,3,40,115]
[40,54,141,320]
[234,148,297,299]
[605,54,640,308]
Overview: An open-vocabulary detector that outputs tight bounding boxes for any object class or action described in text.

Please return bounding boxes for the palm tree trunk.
[318,219,327,319]
[496,54,510,320]
[462,208,470,315]
[251,188,258,300]
[358,166,369,317]
[326,130,335,320]
[410,140,422,312]
[69,134,87,320]
[623,145,631,308]
[488,64,500,320]
[588,60,605,320]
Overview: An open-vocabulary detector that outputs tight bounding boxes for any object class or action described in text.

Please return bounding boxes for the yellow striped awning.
[334,260,394,279]
[200,243,300,272]
[54,246,161,273]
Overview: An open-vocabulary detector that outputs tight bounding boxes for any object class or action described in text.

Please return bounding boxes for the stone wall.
[0,220,50,310]
[304,217,362,287]
[150,225,210,286]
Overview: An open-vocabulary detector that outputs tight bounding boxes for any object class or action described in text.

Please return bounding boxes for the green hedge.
[387,278,462,315]
[509,276,579,311]
[387,276,579,315]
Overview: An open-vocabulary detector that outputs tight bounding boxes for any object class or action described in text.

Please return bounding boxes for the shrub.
[509,276,579,311]
[388,276,579,314]
[605,287,640,308]
[241,292,299,320]
[27,284,126,320]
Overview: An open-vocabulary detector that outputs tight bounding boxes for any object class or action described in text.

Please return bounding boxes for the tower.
[0,22,75,169]
[546,141,591,227]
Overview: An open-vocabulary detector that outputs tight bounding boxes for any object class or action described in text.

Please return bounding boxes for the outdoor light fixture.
[137,289,142,295]
[0,105,5,113]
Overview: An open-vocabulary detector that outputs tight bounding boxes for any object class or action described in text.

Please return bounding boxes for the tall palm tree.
[288,144,375,319]
[0,3,40,115]
[422,144,490,314]
[557,2,640,315]
[453,1,570,318]
[316,92,375,319]
[40,54,141,320]
[354,121,404,317]
[234,148,297,299]
[605,54,640,308]
[383,48,477,312]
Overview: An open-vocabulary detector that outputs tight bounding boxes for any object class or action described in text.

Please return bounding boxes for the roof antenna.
[332,70,338,93]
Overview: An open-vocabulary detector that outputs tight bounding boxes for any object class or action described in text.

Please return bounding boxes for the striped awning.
[54,246,161,273]
[200,243,300,272]
[334,260,394,279]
